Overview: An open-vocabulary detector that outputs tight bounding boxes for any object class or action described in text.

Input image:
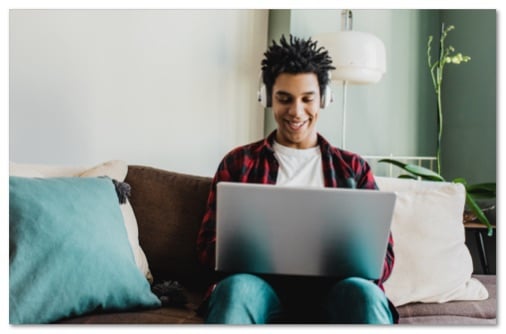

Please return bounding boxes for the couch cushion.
[399,316,496,325]
[376,177,488,306]
[9,176,161,324]
[125,165,215,291]
[397,275,496,322]
[56,306,204,324]
[57,289,205,324]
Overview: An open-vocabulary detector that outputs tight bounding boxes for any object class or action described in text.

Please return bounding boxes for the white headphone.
[257,72,333,109]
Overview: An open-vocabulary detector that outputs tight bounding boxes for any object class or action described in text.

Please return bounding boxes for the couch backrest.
[125,165,215,291]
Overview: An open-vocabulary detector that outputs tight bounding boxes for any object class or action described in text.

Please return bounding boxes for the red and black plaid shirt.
[196,130,394,290]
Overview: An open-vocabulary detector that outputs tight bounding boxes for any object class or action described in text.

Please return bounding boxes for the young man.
[196,35,397,324]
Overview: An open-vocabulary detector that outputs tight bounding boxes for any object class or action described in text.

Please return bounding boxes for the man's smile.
[285,119,309,131]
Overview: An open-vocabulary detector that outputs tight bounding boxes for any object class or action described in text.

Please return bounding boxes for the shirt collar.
[263,130,333,154]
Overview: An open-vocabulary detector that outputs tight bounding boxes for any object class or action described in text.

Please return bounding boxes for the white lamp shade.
[315,31,386,84]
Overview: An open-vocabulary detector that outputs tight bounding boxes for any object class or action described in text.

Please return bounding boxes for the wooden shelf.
[463,222,496,229]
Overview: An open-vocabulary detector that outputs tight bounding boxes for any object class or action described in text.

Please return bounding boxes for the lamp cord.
[341,9,352,150]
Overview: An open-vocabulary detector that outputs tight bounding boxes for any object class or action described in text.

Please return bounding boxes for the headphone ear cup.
[258,84,270,108]
[320,85,333,109]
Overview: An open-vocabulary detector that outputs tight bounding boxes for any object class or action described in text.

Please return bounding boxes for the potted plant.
[380,23,495,236]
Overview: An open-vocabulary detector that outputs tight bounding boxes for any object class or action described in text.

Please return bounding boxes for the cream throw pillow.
[376,176,488,306]
[9,160,153,283]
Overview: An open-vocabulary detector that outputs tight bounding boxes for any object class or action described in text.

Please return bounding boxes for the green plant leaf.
[453,177,468,186]
[467,182,496,192]
[466,182,496,198]
[404,165,445,181]
[378,159,445,181]
[454,179,496,199]
[465,192,494,237]
[378,159,409,170]
[398,174,417,180]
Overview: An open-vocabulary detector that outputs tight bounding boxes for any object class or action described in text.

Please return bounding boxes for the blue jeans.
[204,274,395,324]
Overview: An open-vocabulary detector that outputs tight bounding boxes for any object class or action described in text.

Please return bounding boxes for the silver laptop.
[215,182,396,280]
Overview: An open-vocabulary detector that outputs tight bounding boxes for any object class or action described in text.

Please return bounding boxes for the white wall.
[10,9,268,177]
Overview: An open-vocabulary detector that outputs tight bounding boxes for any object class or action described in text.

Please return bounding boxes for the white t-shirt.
[272,141,324,187]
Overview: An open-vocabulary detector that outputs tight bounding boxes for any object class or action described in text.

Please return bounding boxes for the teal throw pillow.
[9,176,161,324]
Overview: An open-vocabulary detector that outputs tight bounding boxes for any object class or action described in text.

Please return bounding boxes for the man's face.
[271,72,321,149]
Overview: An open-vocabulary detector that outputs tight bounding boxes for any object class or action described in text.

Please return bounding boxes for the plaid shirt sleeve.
[196,155,232,268]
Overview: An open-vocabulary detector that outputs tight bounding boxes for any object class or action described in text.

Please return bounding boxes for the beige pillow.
[376,176,488,306]
[9,160,153,283]
[9,162,81,177]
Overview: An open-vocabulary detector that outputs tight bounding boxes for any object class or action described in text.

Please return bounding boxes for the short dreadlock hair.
[261,34,335,105]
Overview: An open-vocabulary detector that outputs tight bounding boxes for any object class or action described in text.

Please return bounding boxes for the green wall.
[440,10,496,184]
[265,9,496,183]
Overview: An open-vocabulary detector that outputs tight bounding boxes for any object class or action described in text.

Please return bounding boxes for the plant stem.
[436,85,442,175]
[435,22,446,175]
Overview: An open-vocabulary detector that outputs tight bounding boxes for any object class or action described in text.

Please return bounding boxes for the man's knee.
[213,273,270,299]
[330,277,385,303]
[325,277,393,324]
[206,274,281,324]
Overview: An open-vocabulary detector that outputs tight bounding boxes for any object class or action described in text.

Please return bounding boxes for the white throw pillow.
[376,176,488,306]
[9,160,153,283]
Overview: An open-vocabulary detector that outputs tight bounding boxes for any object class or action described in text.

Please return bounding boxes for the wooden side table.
[463,222,496,274]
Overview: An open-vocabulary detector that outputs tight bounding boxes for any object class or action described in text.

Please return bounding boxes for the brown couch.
[59,165,497,325]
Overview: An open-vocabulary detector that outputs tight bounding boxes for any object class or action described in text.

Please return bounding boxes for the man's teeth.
[287,120,307,129]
